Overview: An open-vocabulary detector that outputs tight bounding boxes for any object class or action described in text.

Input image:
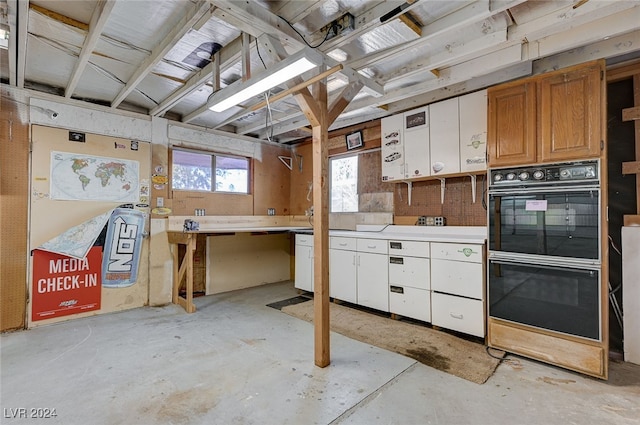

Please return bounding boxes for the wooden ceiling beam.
[111,0,213,108]
[29,3,88,31]
[327,81,363,125]
[65,0,116,98]
[7,0,28,88]
[151,35,243,117]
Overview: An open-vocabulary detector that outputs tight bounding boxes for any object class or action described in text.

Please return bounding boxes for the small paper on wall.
[525,200,548,211]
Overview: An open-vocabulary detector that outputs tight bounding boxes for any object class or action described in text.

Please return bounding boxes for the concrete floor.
[1,281,639,425]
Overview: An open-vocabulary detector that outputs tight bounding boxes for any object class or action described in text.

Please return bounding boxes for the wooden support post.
[312,65,330,368]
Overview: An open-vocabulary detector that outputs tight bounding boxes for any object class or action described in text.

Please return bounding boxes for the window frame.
[329,153,359,213]
[170,147,251,195]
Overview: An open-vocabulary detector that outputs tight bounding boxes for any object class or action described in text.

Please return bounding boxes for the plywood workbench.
[167,216,311,313]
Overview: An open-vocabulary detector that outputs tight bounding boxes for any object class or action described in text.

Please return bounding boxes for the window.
[172,149,249,194]
[330,155,358,212]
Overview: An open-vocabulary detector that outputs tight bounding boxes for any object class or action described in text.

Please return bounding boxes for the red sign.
[32,246,102,321]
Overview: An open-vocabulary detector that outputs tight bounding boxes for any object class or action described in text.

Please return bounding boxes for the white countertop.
[296,225,487,244]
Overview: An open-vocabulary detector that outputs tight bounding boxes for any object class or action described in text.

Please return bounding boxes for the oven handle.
[488,184,599,195]
[489,251,601,270]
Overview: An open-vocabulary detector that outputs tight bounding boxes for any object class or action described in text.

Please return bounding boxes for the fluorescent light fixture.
[209,47,323,113]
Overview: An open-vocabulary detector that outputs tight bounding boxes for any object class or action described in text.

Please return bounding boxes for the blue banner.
[102,208,145,288]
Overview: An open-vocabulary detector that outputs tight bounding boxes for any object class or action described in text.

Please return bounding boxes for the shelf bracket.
[437,178,446,204]
[278,155,293,170]
[294,153,303,172]
[468,174,477,203]
[405,181,413,206]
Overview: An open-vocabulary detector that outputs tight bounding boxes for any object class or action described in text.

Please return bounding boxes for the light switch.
[157,197,164,207]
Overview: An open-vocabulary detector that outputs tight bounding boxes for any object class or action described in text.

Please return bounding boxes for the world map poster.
[50,151,139,202]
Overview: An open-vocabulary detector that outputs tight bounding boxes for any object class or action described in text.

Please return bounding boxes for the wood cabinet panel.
[488,82,537,166]
[488,60,604,167]
[539,63,602,162]
[488,319,606,379]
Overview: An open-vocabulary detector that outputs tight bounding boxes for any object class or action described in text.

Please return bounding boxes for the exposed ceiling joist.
[508,0,637,42]
[209,0,304,48]
[150,35,244,117]
[7,0,27,87]
[65,0,116,98]
[3,0,638,146]
[310,0,424,53]
[110,0,213,108]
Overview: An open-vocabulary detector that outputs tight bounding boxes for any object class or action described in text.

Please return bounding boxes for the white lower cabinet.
[431,293,484,337]
[430,242,485,337]
[296,234,486,338]
[356,239,389,312]
[389,285,431,323]
[294,234,313,292]
[329,237,357,303]
[388,240,431,322]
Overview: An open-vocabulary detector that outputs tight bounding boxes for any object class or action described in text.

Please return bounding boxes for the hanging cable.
[264,90,275,143]
[255,41,268,70]
[278,15,334,49]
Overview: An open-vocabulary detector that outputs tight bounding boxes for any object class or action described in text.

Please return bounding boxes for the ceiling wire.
[30,32,158,105]
[278,15,334,49]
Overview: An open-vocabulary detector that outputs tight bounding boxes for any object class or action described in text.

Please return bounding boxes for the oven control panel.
[490,160,599,187]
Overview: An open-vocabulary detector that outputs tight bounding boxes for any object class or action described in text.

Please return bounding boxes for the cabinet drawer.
[330,236,356,251]
[431,259,482,299]
[431,242,483,263]
[389,256,430,290]
[296,233,314,247]
[389,286,431,323]
[357,238,388,255]
[388,240,429,258]
[431,292,484,337]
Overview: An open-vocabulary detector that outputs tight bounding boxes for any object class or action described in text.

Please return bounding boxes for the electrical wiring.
[30,33,78,57]
[264,90,275,143]
[30,33,159,105]
[485,346,522,369]
[481,173,487,210]
[278,15,334,49]
[101,34,151,55]
[162,58,199,73]
[85,61,159,105]
[255,41,268,70]
[0,95,58,117]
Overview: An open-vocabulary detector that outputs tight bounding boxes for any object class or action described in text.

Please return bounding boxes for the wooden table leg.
[168,232,197,313]
[185,234,196,313]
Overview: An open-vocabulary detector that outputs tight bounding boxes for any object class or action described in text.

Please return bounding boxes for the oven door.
[488,185,600,260]
[488,256,600,340]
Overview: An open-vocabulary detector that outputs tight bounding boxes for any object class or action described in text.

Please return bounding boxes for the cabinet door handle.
[450,312,464,320]
[390,242,402,250]
[352,254,356,266]
[367,244,377,249]
[339,242,348,247]
[357,255,360,266]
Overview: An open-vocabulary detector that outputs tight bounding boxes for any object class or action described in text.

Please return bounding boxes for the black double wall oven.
[488,160,601,341]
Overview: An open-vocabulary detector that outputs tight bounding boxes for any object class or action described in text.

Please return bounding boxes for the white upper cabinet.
[381,90,488,182]
[459,90,488,172]
[429,97,460,176]
[381,113,405,182]
[402,106,431,180]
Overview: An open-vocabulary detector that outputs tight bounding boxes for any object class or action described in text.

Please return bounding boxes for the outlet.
[267,208,275,216]
[320,12,355,40]
[157,197,164,207]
